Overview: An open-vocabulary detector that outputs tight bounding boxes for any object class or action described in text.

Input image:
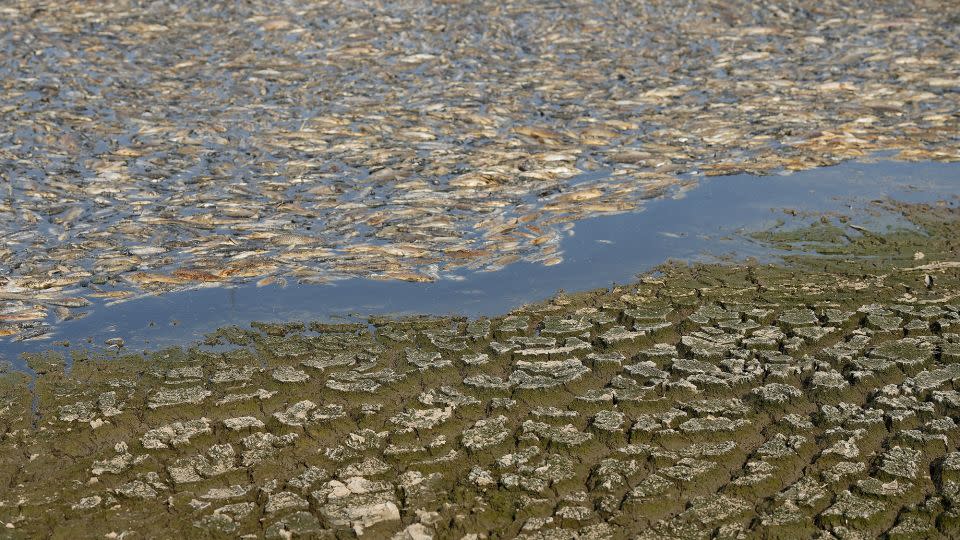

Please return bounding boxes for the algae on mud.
[1,202,959,538]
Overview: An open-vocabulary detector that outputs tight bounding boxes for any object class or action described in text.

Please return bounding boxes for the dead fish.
[128,272,185,285]
[15,327,51,342]
[172,269,221,282]
[43,297,92,308]
[514,126,565,143]
[0,308,46,322]
[372,271,434,283]
[128,246,167,256]
[0,326,20,337]
[53,306,71,322]
[88,291,133,300]
[53,206,84,225]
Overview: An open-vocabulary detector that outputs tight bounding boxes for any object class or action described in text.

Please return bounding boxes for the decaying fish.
[0,0,959,342]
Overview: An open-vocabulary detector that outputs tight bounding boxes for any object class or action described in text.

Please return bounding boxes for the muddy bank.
[1,201,959,538]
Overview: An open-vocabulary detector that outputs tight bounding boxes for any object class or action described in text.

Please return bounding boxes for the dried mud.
[0,202,959,538]
[2,0,960,340]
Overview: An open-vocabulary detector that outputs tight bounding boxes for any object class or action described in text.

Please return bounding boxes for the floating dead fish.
[43,297,92,308]
[0,0,957,342]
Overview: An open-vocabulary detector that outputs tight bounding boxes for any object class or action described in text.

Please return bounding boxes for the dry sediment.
[0,203,959,537]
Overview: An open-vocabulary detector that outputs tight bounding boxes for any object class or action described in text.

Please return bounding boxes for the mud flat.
[0,200,959,538]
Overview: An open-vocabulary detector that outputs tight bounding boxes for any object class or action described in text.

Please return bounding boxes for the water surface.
[2,158,957,365]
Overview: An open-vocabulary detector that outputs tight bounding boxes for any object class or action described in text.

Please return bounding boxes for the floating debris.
[1,1,959,340]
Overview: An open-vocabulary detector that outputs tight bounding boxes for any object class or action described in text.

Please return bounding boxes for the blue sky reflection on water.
[1,158,957,364]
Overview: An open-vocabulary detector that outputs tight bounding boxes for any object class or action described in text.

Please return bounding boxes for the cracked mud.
[0,202,959,538]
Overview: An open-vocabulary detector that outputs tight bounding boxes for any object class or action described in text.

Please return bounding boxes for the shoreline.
[1,199,958,537]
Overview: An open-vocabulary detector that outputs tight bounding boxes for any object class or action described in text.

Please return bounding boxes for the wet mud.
[1,201,959,538]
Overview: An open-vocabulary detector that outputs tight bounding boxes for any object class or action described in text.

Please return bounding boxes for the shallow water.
[3,1,960,348]
[1,158,956,366]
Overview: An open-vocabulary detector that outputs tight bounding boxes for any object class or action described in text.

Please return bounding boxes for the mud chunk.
[870,338,935,372]
[742,326,785,349]
[241,432,298,466]
[215,388,276,406]
[599,326,646,347]
[57,400,96,423]
[168,443,236,484]
[264,511,327,539]
[419,386,480,408]
[273,400,318,426]
[338,457,391,478]
[680,332,737,359]
[678,416,750,434]
[223,416,265,431]
[503,453,577,492]
[809,369,850,394]
[856,477,911,498]
[463,374,511,390]
[301,353,358,372]
[200,485,252,500]
[390,407,453,433]
[777,308,819,329]
[866,313,904,333]
[510,359,590,389]
[211,365,260,384]
[591,458,640,491]
[670,358,721,376]
[879,446,922,480]
[462,416,511,451]
[521,421,593,446]
[629,473,673,501]
[756,434,807,460]
[751,382,803,404]
[822,461,868,484]
[312,477,400,535]
[682,398,749,417]
[114,480,158,499]
[591,410,626,432]
[272,365,310,383]
[677,495,751,527]
[312,404,347,422]
[776,476,829,508]
[406,349,451,371]
[71,496,102,510]
[288,467,330,493]
[908,364,960,391]
[91,442,141,475]
[540,316,592,338]
[820,490,887,528]
[327,368,406,393]
[265,491,309,514]
[148,386,212,409]
[468,466,496,488]
[792,325,838,343]
[141,418,211,449]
